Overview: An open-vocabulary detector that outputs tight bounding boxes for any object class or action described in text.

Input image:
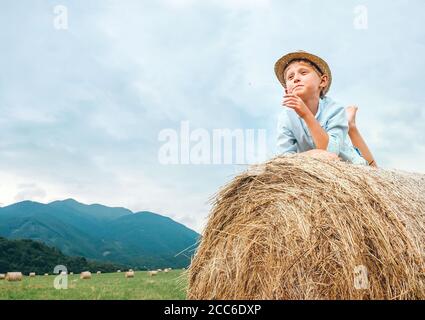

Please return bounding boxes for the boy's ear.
[320,74,329,91]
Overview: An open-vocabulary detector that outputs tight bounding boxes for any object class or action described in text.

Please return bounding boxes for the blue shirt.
[276,96,368,165]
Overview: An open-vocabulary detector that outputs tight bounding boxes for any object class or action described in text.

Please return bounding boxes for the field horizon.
[0,269,188,300]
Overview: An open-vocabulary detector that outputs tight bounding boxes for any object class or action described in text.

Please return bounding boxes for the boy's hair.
[283,58,326,98]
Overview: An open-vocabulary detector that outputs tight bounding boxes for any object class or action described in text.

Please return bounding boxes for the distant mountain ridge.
[0,199,200,269]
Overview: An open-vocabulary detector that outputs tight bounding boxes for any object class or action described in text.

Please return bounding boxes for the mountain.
[0,237,127,274]
[0,199,200,269]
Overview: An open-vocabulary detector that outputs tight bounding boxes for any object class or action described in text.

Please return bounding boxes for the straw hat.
[274,50,332,95]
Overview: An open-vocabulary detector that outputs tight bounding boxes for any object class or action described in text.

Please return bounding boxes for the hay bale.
[97,271,101,274]
[60,271,67,275]
[157,269,162,272]
[44,273,49,276]
[148,271,158,276]
[117,270,121,273]
[188,155,425,300]
[70,272,73,275]
[6,272,22,282]
[80,271,92,280]
[125,271,135,278]
[29,272,36,277]
[0,274,5,280]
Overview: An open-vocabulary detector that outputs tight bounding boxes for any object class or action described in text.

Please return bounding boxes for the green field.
[0,270,188,300]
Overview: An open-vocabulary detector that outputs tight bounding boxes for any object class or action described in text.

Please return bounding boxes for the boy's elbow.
[326,135,341,155]
[315,135,332,152]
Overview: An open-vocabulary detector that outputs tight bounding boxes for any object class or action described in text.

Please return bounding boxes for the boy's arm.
[303,113,329,150]
[321,106,348,155]
[283,94,331,151]
[283,94,345,154]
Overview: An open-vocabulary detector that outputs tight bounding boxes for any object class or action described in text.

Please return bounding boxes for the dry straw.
[0,274,5,280]
[6,272,23,282]
[187,154,425,300]
[80,271,92,280]
[148,271,158,276]
[125,271,135,278]
[29,272,36,277]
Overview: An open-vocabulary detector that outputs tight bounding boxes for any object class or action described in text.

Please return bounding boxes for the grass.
[0,270,188,300]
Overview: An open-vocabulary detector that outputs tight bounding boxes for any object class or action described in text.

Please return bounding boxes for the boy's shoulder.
[277,105,297,127]
[320,96,346,116]
[321,96,344,110]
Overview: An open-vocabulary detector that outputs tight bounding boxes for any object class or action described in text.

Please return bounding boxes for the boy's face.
[284,61,328,99]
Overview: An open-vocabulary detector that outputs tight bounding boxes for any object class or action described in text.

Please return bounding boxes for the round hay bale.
[80,271,92,280]
[117,270,121,273]
[6,272,23,282]
[70,272,73,275]
[60,271,67,275]
[148,271,158,276]
[188,155,425,300]
[96,271,101,274]
[0,274,5,280]
[125,271,135,278]
[44,273,49,276]
[29,272,36,277]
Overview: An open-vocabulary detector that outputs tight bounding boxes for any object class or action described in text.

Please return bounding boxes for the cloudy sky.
[1,0,424,233]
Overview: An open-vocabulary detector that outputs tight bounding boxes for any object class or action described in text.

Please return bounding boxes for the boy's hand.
[282,94,312,119]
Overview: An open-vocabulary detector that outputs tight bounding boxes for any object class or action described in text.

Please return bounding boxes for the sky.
[1,0,424,233]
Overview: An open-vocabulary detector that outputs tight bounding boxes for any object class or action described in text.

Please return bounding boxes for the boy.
[274,50,377,167]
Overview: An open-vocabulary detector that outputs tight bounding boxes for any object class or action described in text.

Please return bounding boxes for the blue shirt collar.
[315,97,324,119]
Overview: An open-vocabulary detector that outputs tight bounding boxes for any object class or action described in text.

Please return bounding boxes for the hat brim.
[274,51,332,95]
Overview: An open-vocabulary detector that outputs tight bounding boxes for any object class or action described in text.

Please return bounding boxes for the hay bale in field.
[70,272,73,275]
[6,272,23,282]
[44,273,49,276]
[80,271,91,280]
[60,271,67,275]
[117,270,121,273]
[148,271,158,276]
[157,269,162,272]
[97,271,101,274]
[0,274,5,280]
[125,271,135,278]
[187,154,425,300]
[29,272,36,277]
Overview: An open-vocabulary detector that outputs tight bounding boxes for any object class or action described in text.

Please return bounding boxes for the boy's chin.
[292,90,306,97]
[293,89,314,99]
